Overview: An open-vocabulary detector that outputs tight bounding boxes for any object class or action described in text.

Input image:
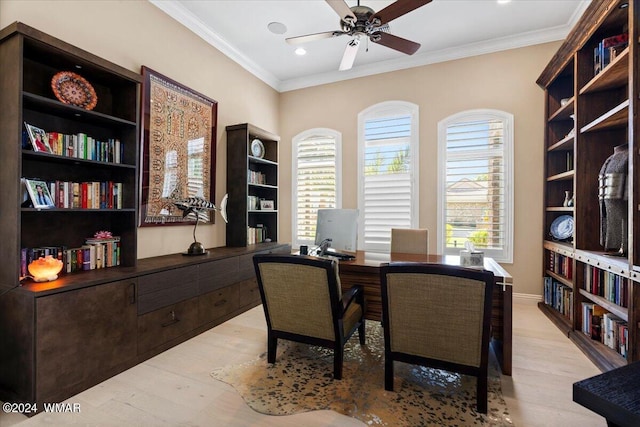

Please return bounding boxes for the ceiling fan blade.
[286,30,345,45]
[326,0,356,23]
[370,0,432,26]
[339,38,361,71]
[372,32,421,55]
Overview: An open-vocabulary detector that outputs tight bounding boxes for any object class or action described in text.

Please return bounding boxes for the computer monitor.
[314,208,359,252]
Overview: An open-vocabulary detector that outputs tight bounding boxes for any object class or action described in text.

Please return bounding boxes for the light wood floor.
[1,301,605,427]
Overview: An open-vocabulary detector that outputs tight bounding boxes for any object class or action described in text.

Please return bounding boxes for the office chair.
[253,254,366,379]
[380,262,494,413]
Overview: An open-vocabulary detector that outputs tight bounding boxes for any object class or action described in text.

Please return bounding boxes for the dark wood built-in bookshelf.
[226,123,280,247]
[0,22,140,288]
[537,0,640,372]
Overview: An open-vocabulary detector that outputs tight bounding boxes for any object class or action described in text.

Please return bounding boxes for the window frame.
[357,100,420,252]
[436,109,514,263]
[291,128,342,249]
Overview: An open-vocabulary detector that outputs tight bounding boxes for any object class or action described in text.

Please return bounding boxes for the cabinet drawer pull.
[161,310,180,327]
[214,299,227,307]
[128,282,136,305]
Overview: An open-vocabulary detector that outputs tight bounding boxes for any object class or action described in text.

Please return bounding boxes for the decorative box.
[460,250,484,268]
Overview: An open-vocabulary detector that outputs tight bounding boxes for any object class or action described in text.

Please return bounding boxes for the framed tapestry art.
[139,66,218,226]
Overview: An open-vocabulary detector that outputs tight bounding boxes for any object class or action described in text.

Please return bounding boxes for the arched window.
[292,128,342,249]
[437,109,514,262]
[358,101,419,252]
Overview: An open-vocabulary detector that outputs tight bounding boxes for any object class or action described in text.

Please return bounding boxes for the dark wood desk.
[573,361,640,427]
[337,251,513,376]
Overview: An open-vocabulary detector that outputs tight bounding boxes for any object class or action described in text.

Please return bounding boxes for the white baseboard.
[513,293,543,305]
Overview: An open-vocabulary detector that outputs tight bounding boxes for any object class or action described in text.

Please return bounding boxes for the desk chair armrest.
[341,285,364,315]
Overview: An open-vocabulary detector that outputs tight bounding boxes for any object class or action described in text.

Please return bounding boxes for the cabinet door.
[35,279,137,403]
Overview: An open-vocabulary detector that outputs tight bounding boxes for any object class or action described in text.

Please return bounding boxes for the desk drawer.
[137,297,199,355]
[237,277,261,307]
[198,257,239,294]
[138,266,198,315]
[198,284,240,325]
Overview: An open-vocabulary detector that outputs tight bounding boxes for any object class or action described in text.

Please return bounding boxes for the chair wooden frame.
[380,262,494,413]
[253,254,366,379]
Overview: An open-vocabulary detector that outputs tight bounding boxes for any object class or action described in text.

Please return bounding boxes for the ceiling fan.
[286,0,432,71]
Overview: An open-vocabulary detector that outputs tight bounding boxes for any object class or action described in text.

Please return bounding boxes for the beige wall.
[1,0,280,258]
[280,43,561,295]
[2,0,560,295]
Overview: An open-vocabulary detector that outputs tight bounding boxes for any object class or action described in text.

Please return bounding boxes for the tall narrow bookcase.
[226,123,280,247]
[537,0,640,372]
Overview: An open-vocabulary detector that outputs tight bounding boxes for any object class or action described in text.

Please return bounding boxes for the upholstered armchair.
[380,262,494,413]
[390,228,429,255]
[253,254,366,379]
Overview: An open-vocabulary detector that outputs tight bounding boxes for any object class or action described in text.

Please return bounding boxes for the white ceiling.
[150,0,590,92]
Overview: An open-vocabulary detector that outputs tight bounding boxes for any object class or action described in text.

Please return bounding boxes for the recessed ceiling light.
[267,22,287,35]
[295,47,307,56]
[497,0,511,4]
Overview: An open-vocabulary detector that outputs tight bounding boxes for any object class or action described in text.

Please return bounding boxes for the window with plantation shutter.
[292,129,342,249]
[358,101,419,252]
[437,110,514,263]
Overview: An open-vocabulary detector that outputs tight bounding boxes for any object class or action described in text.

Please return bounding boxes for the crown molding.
[151,0,591,93]
[149,0,281,90]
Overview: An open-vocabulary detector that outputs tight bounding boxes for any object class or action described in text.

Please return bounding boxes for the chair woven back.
[382,263,494,368]
[390,228,429,255]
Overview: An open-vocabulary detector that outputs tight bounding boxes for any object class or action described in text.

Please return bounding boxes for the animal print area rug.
[211,322,513,426]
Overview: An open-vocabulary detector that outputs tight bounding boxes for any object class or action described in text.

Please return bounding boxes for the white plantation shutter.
[437,110,513,262]
[358,102,419,252]
[292,129,341,248]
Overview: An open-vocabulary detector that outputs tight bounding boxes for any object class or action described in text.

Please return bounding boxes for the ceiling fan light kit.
[286,0,432,71]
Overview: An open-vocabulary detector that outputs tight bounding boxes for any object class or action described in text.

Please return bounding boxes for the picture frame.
[24,178,55,209]
[260,199,275,210]
[138,67,218,226]
[24,122,53,153]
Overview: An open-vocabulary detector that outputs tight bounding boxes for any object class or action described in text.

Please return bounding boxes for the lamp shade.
[28,255,63,282]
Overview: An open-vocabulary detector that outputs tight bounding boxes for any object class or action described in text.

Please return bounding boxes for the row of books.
[543,276,573,320]
[581,302,628,359]
[548,251,573,279]
[47,180,124,210]
[247,225,268,245]
[24,122,124,163]
[21,238,121,277]
[582,264,629,308]
[248,170,267,185]
[593,32,629,76]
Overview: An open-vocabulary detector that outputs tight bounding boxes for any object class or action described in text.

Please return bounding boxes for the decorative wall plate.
[51,71,98,110]
[251,139,265,158]
[550,215,574,240]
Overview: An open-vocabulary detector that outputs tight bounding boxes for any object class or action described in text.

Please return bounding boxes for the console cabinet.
[0,243,290,412]
[537,0,640,371]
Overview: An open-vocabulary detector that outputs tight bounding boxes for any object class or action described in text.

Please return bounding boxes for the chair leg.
[477,372,488,413]
[267,334,277,364]
[358,319,366,345]
[384,357,394,391]
[334,346,343,380]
